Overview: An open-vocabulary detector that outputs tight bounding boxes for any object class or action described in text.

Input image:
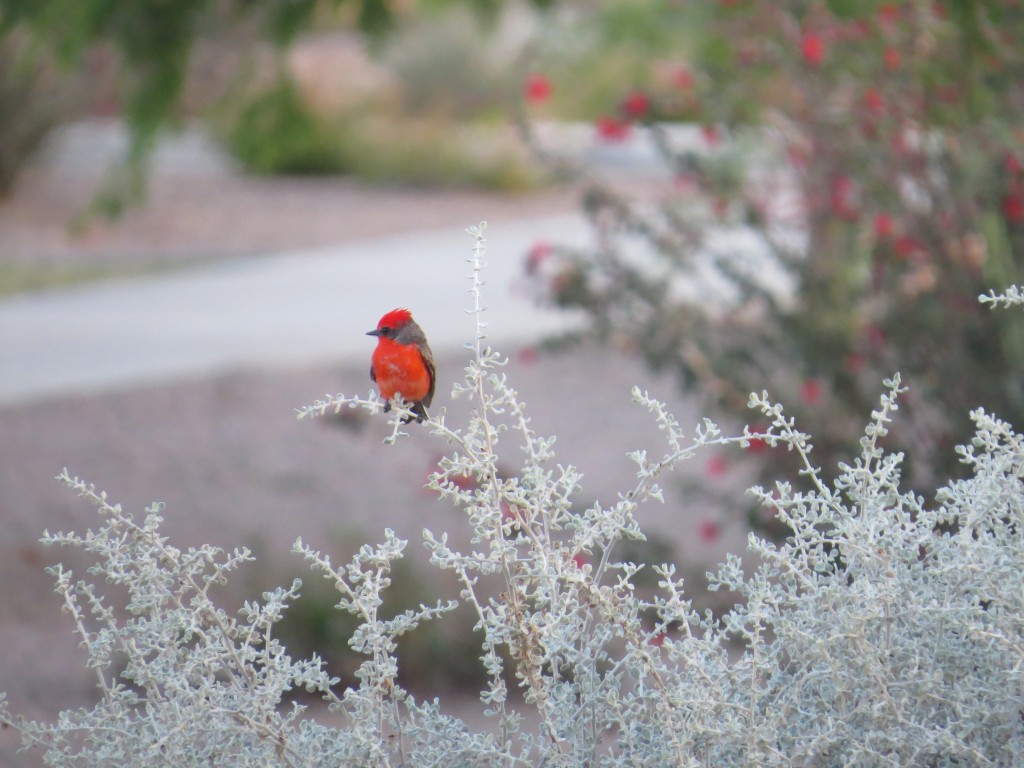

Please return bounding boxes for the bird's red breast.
[371,335,433,402]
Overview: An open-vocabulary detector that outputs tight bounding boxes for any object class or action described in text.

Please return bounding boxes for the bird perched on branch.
[367,308,436,424]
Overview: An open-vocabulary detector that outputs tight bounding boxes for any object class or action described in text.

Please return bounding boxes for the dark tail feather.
[402,401,429,424]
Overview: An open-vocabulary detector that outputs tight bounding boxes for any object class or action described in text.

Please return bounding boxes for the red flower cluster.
[704,453,729,478]
[1005,192,1024,224]
[672,67,694,90]
[830,176,859,220]
[595,115,632,143]
[1005,155,1024,224]
[802,32,825,66]
[864,87,884,115]
[800,379,823,405]
[523,73,552,105]
[621,90,650,119]
[883,46,902,71]
[894,235,925,260]
[696,519,721,544]
[874,213,895,239]
[593,88,652,144]
[745,435,768,454]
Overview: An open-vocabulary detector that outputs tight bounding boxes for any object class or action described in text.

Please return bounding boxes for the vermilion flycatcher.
[367,308,436,424]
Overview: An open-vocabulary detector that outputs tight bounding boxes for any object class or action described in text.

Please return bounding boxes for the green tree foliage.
[0,34,84,195]
[0,0,554,210]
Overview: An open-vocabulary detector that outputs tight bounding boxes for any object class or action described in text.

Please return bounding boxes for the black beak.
[366,329,382,337]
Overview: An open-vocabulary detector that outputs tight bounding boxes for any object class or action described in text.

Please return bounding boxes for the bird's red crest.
[377,308,413,331]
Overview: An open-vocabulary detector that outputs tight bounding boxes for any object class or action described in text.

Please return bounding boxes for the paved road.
[0,213,592,403]
[0,118,697,404]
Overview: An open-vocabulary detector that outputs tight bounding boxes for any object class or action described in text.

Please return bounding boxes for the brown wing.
[370,364,376,383]
[421,342,436,408]
[396,319,436,407]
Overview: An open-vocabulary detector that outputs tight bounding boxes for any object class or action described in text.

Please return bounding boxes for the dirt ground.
[0,150,585,273]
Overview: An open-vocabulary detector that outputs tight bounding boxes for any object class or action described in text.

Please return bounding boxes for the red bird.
[367,308,436,424]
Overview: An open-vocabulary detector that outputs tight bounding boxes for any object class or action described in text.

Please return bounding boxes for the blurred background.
[1,0,1021,760]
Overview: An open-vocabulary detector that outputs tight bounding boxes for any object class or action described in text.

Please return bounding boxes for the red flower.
[523,73,553,104]
[874,213,895,239]
[525,240,553,275]
[697,519,721,544]
[704,454,729,478]
[701,124,721,146]
[878,3,901,26]
[802,33,825,66]
[884,46,902,71]
[647,630,671,651]
[800,379,823,405]
[745,435,768,453]
[863,87,884,115]
[1004,192,1024,223]
[501,500,520,524]
[441,469,475,493]
[517,346,539,366]
[621,90,650,119]
[672,67,694,90]
[595,115,632,143]
[894,235,923,260]
[1005,154,1022,176]
[830,176,859,220]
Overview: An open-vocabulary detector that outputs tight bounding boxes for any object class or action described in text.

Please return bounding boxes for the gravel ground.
[0,127,747,766]
[0,141,582,273]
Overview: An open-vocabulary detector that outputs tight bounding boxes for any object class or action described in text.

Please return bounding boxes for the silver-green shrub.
[3,226,1021,766]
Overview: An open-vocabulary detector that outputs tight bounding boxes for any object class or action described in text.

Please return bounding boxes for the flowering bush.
[1,228,1021,766]
[521,0,1024,527]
